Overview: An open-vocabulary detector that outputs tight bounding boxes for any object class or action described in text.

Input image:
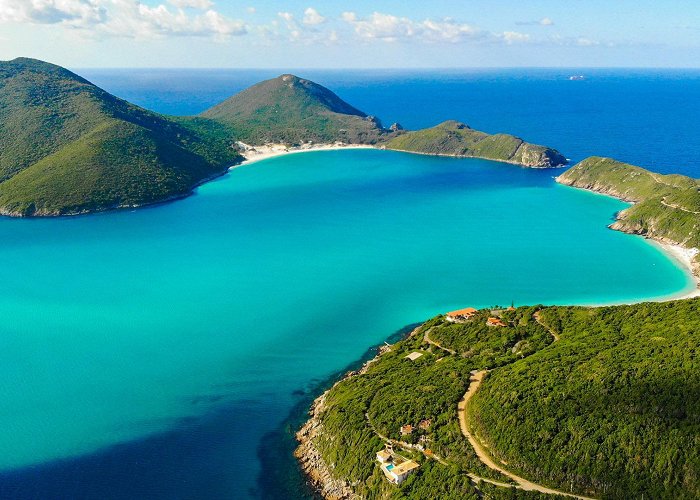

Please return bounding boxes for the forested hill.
[557,156,700,273]
[297,300,700,499]
[0,57,239,216]
[384,120,568,168]
[200,73,386,145]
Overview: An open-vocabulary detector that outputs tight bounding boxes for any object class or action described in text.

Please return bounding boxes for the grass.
[384,121,567,167]
[0,57,240,216]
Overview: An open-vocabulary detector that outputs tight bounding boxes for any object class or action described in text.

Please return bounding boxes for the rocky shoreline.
[294,333,413,499]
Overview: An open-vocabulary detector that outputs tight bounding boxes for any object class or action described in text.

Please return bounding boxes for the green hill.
[298,300,700,499]
[0,57,239,216]
[384,120,567,168]
[557,157,700,271]
[200,74,386,145]
[470,300,700,499]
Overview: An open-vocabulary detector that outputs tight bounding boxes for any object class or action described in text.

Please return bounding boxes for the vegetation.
[0,58,573,215]
[302,300,700,499]
[200,74,386,146]
[471,300,700,499]
[384,120,567,168]
[557,156,700,269]
[305,308,555,498]
[0,57,241,216]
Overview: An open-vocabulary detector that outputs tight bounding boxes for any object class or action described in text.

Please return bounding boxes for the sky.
[1,0,699,68]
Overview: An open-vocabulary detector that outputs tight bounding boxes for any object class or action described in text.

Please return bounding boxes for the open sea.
[0,69,698,499]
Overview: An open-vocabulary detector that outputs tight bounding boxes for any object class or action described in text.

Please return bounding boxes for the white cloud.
[0,0,105,27]
[246,6,255,14]
[340,11,356,23]
[341,11,483,43]
[0,0,247,38]
[516,17,555,27]
[302,7,324,26]
[168,0,212,9]
[502,31,530,44]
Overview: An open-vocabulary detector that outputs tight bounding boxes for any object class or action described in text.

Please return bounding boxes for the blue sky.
[1,0,699,68]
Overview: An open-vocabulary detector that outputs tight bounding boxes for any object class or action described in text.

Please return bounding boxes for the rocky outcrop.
[295,337,409,499]
[295,392,357,500]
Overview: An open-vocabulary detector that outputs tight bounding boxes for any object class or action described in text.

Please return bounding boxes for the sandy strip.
[652,242,700,300]
[231,143,376,169]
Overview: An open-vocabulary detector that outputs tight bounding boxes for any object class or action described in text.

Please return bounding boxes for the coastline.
[651,241,700,299]
[385,146,569,169]
[232,143,377,169]
[555,179,700,300]
[295,330,415,500]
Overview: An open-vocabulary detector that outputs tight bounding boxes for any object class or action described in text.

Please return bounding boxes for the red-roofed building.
[446,307,478,322]
[487,317,507,327]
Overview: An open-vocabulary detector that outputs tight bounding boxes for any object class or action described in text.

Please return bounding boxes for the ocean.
[0,69,697,499]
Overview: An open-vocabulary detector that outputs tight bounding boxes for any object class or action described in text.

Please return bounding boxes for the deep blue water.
[0,70,697,500]
[80,68,700,177]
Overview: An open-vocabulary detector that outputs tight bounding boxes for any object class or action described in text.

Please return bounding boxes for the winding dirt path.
[457,371,596,500]
[660,198,700,214]
[423,327,456,355]
[533,311,560,341]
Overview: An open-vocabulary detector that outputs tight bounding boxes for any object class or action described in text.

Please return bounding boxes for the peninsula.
[384,120,567,168]
[0,57,566,217]
[295,158,700,499]
[557,156,700,276]
[297,301,700,499]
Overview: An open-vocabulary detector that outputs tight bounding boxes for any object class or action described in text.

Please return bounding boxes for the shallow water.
[0,148,692,498]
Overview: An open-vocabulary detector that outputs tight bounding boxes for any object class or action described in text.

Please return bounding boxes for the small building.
[382,460,420,484]
[405,352,423,361]
[418,419,431,430]
[376,449,392,464]
[400,424,413,435]
[446,307,478,322]
[487,317,507,327]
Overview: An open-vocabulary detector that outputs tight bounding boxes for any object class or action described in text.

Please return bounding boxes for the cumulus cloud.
[168,0,212,9]
[0,0,106,26]
[302,7,324,26]
[501,31,530,44]
[0,0,247,38]
[341,11,483,43]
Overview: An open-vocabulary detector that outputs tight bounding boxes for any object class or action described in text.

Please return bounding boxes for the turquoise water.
[0,149,693,497]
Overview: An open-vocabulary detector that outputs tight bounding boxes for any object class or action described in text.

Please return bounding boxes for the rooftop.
[405,352,424,361]
[447,307,477,317]
[392,460,420,475]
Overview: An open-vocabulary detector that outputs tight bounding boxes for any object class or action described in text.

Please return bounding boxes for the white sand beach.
[231,142,377,169]
[654,242,700,299]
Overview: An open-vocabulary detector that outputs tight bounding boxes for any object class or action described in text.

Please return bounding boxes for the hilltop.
[201,74,386,145]
[0,57,239,216]
[297,300,700,499]
[0,59,572,216]
[384,120,567,168]
[557,156,700,273]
